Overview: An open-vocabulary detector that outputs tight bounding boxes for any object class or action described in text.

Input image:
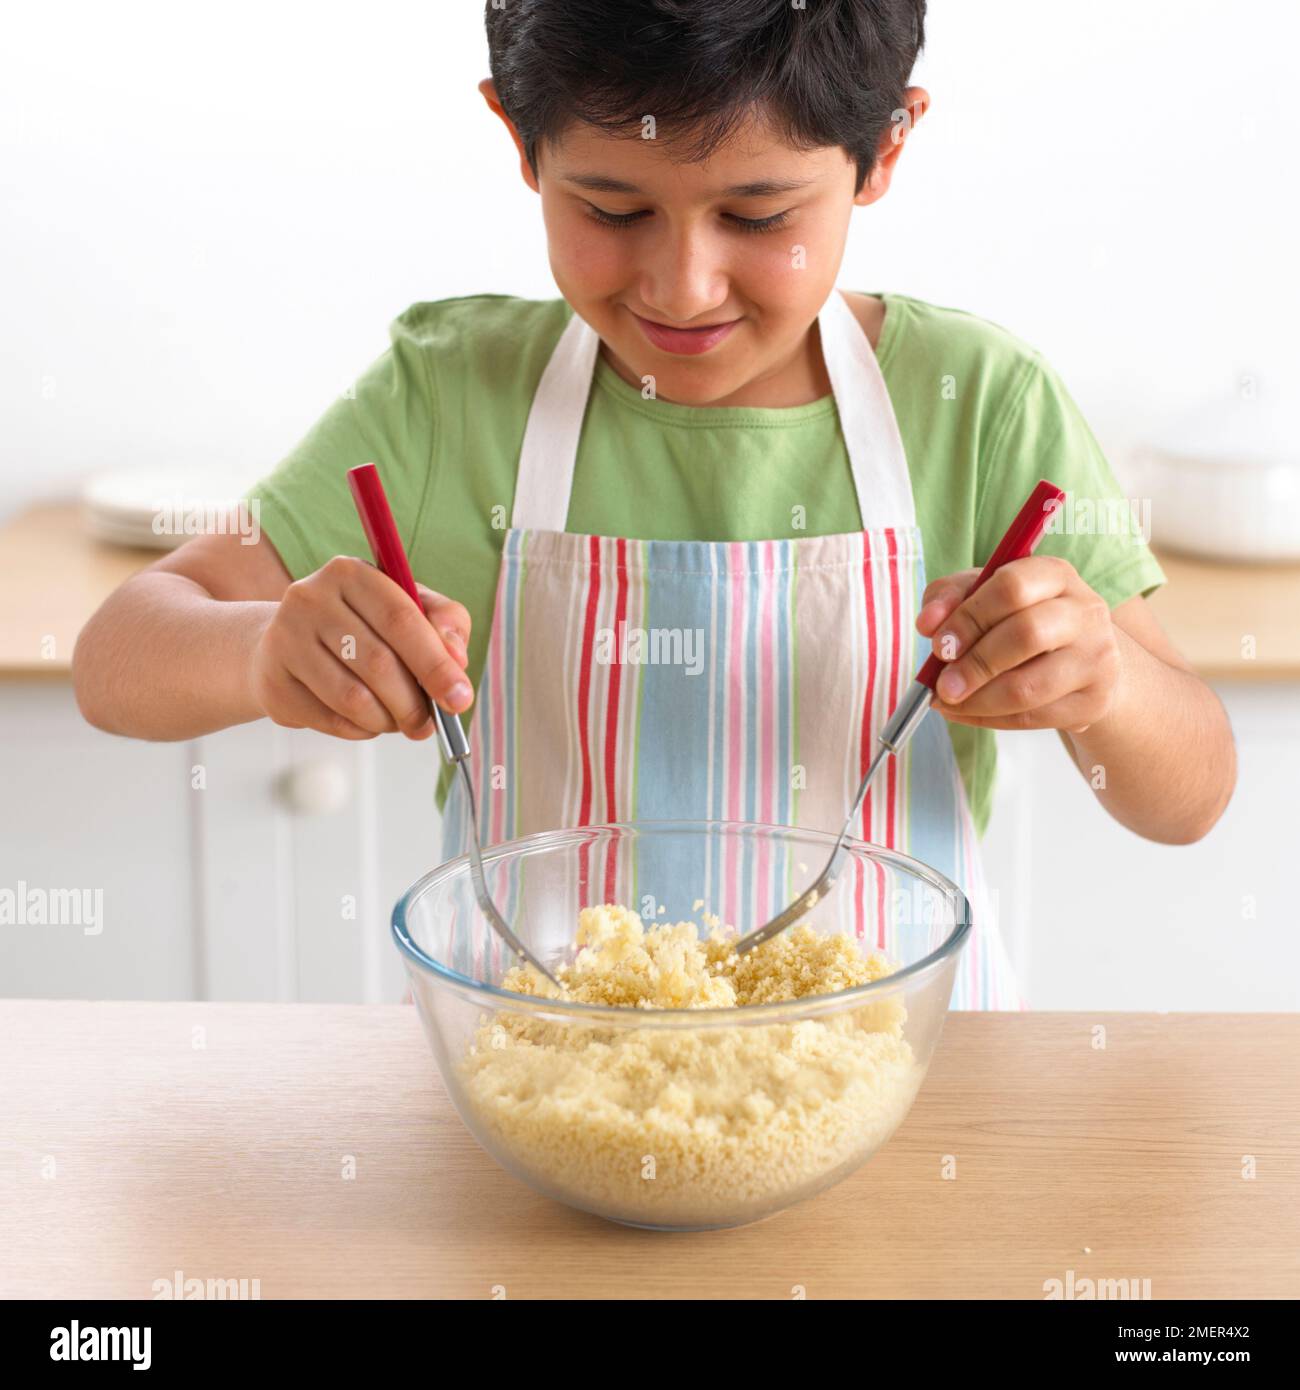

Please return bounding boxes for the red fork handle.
[916,479,1067,691]
[346,462,469,762]
[347,462,423,606]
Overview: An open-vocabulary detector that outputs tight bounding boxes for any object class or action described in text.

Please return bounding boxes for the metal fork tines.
[443,732,563,992]
[733,677,932,956]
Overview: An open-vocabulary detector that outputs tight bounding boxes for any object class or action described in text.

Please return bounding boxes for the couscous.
[459,904,921,1227]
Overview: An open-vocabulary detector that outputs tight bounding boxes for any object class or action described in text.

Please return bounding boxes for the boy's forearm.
[73,572,274,741]
[1060,626,1236,845]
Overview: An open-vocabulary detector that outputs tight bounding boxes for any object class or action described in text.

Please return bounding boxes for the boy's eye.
[585,204,651,230]
[725,209,793,234]
[584,204,793,234]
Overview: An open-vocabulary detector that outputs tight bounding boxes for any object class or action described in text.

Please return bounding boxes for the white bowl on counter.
[1130,389,1300,563]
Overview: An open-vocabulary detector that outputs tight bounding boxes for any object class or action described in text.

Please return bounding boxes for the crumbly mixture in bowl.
[458,904,921,1227]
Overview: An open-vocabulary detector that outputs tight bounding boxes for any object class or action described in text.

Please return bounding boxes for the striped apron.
[441,288,1022,1010]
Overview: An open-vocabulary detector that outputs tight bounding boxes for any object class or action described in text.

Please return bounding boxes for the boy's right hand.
[249,555,473,741]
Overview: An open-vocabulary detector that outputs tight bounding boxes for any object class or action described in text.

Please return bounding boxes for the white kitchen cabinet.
[1,682,435,1004]
[2,679,1296,1010]
[191,717,435,1004]
[981,681,1300,1011]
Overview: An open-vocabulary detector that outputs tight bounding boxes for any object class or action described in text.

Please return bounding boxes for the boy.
[74,0,1235,1008]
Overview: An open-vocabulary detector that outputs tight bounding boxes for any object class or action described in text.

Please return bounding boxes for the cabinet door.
[0,683,196,999]
[189,718,289,1001]
[193,722,439,1004]
[981,683,1300,1011]
[274,729,438,1004]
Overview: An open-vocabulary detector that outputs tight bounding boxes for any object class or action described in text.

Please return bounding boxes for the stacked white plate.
[81,470,261,551]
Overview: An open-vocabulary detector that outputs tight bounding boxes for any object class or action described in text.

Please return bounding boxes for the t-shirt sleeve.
[974,356,1166,609]
[246,313,437,581]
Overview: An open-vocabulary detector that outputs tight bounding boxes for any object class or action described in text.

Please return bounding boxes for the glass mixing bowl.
[393,820,970,1231]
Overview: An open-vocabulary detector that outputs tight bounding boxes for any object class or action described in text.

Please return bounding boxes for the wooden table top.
[2,1001,1296,1300]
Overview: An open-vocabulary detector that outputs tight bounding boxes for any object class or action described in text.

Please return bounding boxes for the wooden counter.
[2,504,1298,681]
[1146,547,1300,680]
[2,1001,1296,1300]
[0,504,158,676]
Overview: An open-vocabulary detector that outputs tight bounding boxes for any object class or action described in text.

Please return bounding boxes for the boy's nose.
[636,231,730,325]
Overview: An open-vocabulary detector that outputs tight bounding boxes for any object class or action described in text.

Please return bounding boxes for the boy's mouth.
[629,310,740,356]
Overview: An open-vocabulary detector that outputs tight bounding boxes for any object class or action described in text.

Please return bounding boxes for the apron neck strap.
[511,309,602,533]
[817,288,916,529]
[511,290,915,531]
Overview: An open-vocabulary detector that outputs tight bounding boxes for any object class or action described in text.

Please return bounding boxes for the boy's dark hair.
[485,0,926,191]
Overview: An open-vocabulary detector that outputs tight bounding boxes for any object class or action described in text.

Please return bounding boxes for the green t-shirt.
[249,292,1166,836]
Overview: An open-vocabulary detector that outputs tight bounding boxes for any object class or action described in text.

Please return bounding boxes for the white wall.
[3,0,1298,520]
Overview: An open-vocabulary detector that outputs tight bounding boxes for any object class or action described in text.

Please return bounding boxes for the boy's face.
[484,90,921,408]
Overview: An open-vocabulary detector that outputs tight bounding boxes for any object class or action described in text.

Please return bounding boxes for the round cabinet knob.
[276,760,351,815]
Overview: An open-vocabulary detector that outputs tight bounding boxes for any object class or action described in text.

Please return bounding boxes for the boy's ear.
[479,78,540,194]
[854,86,929,207]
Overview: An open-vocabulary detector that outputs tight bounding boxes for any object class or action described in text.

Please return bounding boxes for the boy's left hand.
[916,556,1120,734]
